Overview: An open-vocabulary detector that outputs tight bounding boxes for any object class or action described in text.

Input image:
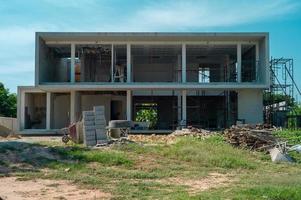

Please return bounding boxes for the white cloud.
[120,0,300,31]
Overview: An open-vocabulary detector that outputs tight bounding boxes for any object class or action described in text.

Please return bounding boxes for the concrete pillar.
[177,94,182,123]
[46,92,51,130]
[71,43,75,83]
[182,44,186,83]
[111,44,114,82]
[127,44,131,83]
[19,90,25,130]
[70,91,80,123]
[70,91,75,123]
[182,90,187,125]
[126,90,132,120]
[237,43,242,82]
[237,89,263,124]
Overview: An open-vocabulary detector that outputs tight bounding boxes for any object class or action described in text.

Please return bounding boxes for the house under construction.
[17,32,270,133]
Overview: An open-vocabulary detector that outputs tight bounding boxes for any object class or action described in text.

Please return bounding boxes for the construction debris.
[172,126,217,138]
[129,126,217,143]
[223,124,278,151]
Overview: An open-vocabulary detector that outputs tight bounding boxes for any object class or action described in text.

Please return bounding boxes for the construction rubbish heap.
[223,124,278,151]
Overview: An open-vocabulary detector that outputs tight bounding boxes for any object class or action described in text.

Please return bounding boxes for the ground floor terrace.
[17,87,263,133]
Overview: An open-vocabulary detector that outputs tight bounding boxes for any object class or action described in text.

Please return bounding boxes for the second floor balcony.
[38,42,264,85]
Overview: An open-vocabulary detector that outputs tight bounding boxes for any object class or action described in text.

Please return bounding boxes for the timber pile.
[224,124,278,151]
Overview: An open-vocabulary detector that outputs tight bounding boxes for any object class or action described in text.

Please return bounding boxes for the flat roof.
[37,32,268,42]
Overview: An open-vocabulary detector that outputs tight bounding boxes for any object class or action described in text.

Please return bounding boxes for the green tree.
[0,82,17,117]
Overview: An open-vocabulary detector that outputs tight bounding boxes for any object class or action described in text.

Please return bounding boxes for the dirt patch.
[0,176,111,200]
[160,173,233,194]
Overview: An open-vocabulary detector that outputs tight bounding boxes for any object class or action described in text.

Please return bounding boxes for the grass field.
[1,132,301,199]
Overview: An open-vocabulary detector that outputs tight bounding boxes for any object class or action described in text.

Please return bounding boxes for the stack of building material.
[223,124,278,151]
[82,111,97,146]
[94,106,107,143]
[82,106,107,147]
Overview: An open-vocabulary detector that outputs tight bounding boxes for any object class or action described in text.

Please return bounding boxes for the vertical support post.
[177,94,182,123]
[127,44,131,83]
[255,43,260,82]
[182,44,186,83]
[46,92,51,130]
[20,90,25,130]
[70,91,75,123]
[111,44,114,82]
[182,90,187,125]
[126,90,132,120]
[70,43,75,83]
[237,43,242,82]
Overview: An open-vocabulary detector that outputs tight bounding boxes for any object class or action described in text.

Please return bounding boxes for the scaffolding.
[265,58,301,127]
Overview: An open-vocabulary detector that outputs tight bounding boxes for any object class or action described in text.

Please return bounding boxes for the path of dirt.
[0,177,111,200]
[159,172,233,194]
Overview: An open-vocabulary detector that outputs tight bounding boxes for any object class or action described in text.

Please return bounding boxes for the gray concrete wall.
[0,117,17,132]
[237,89,263,124]
[51,93,70,129]
[81,94,126,123]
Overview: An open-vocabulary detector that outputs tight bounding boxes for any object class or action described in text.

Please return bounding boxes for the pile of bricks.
[82,106,107,146]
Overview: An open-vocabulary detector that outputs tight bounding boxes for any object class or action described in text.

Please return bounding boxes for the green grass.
[273,129,301,144]
[2,134,301,199]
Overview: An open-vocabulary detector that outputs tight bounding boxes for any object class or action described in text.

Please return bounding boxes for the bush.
[135,108,158,129]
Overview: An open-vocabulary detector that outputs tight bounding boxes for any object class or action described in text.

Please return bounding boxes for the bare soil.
[0,177,111,200]
[159,173,233,194]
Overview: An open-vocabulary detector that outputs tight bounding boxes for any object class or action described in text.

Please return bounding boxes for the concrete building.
[17,32,269,133]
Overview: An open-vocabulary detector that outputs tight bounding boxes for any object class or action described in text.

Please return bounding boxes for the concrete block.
[95,114,105,120]
[93,106,105,112]
[84,140,96,147]
[83,125,96,131]
[83,111,95,117]
[83,116,95,121]
[83,121,94,126]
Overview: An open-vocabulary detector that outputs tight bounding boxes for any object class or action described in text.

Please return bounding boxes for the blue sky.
[0,0,301,97]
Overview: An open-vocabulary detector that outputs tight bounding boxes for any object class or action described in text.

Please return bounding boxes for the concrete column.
[182,44,186,83]
[237,89,263,124]
[256,43,259,82]
[126,90,132,121]
[70,91,75,123]
[70,43,75,83]
[111,44,114,82]
[177,94,182,123]
[46,92,51,130]
[237,43,242,82]
[182,90,187,125]
[127,44,131,83]
[19,90,25,130]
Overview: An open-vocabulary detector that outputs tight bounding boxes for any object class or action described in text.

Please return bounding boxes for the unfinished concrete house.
[17,32,270,133]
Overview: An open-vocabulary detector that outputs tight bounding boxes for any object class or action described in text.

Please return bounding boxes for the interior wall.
[51,93,70,129]
[24,93,46,129]
[80,92,126,123]
[39,40,70,83]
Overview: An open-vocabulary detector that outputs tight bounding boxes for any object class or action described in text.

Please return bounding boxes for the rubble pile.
[171,126,217,138]
[129,126,217,143]
[224,124,278,151]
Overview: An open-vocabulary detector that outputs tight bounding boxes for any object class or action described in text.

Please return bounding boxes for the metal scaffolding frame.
[265,58,301,127]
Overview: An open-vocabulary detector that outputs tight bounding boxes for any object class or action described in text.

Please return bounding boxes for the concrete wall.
[0,117,17,131]
[237,89,263,124]
[81,94,126,123]
[51,93,70,129]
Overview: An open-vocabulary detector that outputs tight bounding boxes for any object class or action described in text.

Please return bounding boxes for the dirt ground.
[0,177,111,200]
